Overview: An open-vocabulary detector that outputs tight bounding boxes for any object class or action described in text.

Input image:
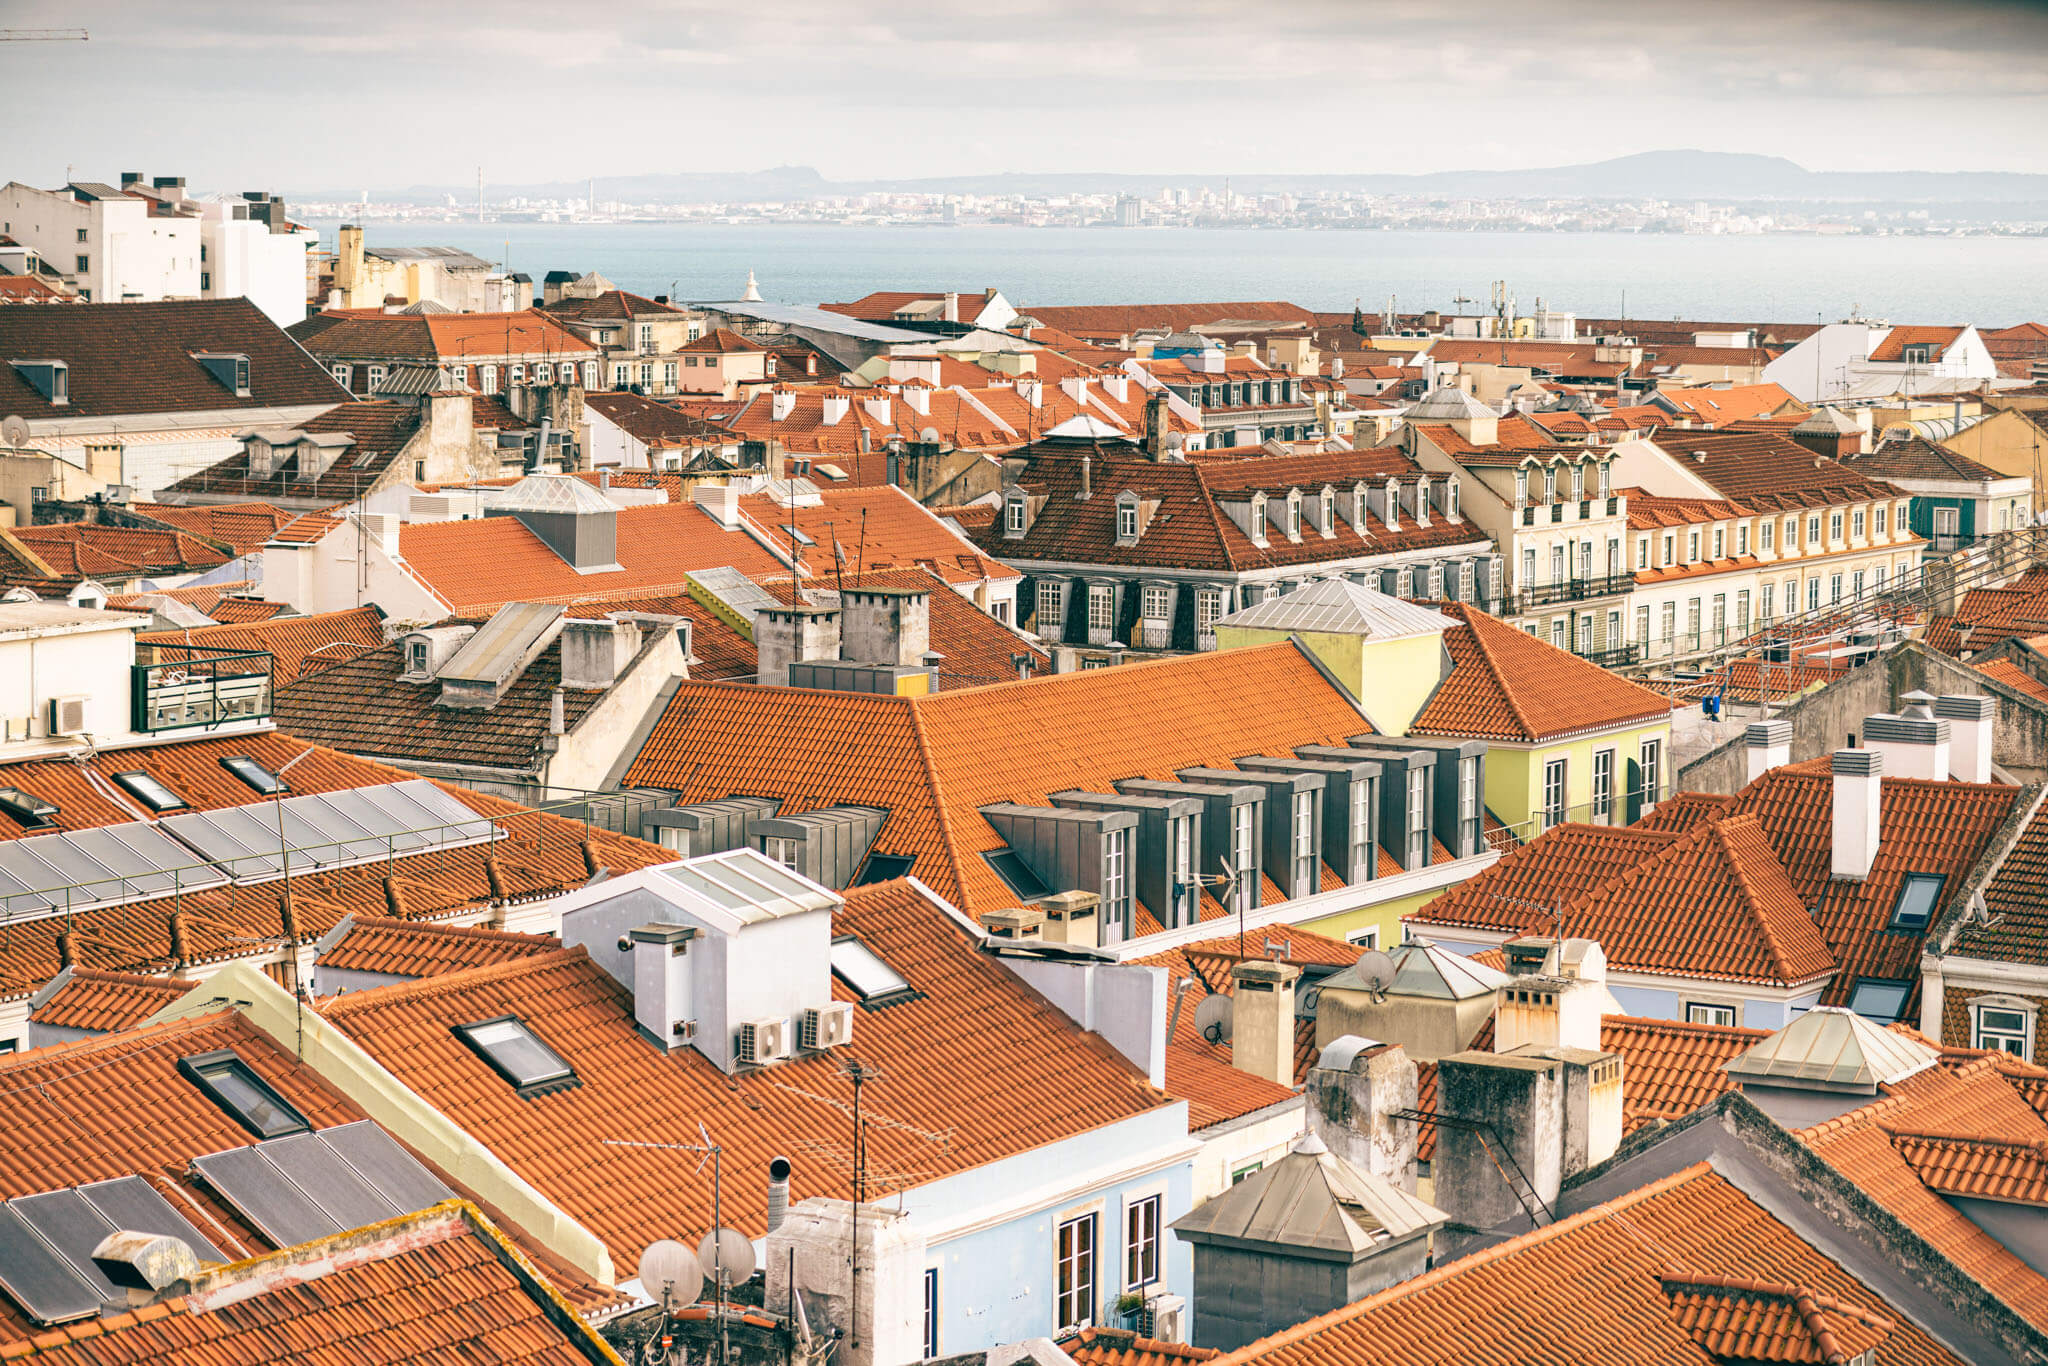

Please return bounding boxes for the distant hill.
[291,151,2048,207]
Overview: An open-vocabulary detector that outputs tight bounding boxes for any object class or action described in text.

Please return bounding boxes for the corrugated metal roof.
[1214,578,1452,641]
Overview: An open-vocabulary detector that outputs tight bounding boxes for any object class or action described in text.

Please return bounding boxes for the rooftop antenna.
[601,1127,741,1366]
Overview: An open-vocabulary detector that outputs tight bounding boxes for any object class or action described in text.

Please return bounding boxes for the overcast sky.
[7,0,2048,192]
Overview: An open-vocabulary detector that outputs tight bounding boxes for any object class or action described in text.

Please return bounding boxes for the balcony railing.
[132,647,274,733]
[1506,573,1636,613]
[1580,644,1643,668]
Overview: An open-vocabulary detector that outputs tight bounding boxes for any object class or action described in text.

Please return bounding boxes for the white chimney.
[771,390,796,422]
[629,924,698,1051]
[1102,373,1130,403]
[902,384,930,416]
[1865,691,1950,781]
[1936,694,1994,783]
[691,481,742,530]
[821,393,850,426]
[862,395,893,426]
[1831,749,1883,880]
[358,511,401,558]
[1331,356,1345,380]
[1018,378,1043,409]
[1494,940,1606,1054]
[1744,718,1792,784]
[943,291,959,323]
[1230,959,1299,1087]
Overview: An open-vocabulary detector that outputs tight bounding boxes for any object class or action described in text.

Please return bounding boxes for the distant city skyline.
[5,0,2048,190]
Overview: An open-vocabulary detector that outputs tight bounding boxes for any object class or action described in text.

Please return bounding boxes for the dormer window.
[1117,493,1140,543]
[1284,491,1302,539]
[1542,468,1556,504]
[1570,463,1585,502]
[1598,462,1611,499]
[195,352,251,397]
[1249,493,1267,542]
[1005,492,1027,536]
[1902,344,1934,365]
[1319,487,1335,535]
[1514,470,1528,507]
[10,359,68,405]
[1447,479,1461,520]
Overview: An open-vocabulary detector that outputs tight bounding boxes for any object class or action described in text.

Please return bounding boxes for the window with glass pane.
[1592,750,1614,821]
[1830,512,1844,542]
[1687,1003,1737,1027]
[1853,510,1866,538]
[1231,804,1256,911]
[1056,1214,1097,1330]
[762,836,802,871]
[1737,525,1748,554]
[178,1050,310,1139]
[1125,1196,1161,1288]
[1007,497,1026,532]
[1088,587,1113,632]
[1974,1005,2032,1056]
[1848,979,1911,1023]
[1688,531,1700,562]
[1639,739,1663,807]
[1292,791,1315,892]
[1118,503,1138,540]
[1197,591,1222,634]
[1349,780,1372,879]
[1761,519,1773,550]
[1142,585,1170,620]
[454,1016,575,1092]
[1101,829,1128,917]
[1808,578,1821,611]
[1038,581,1064,631]
[1876,504,1888,534]
[923,1269,940,1358]
[1543,759,1567,829]
[1889,874,1943,931]
[1406,769,1427,867]
[1172,816,1195,923]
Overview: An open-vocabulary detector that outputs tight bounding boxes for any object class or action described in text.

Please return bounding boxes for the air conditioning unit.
[48,695,88,737]
[736,1016,791,1065]
[801,1002,855,1050]
[1142,1293,1187,1344]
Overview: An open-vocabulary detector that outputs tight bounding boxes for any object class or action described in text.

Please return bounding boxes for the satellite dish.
[0,416,27,450]
[697,1228,757,1287]
[1193,994,1234,1045]
[1356,950,1397,999]
[638,1239,705,1305]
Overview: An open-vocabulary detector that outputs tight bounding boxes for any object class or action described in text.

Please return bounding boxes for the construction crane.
[0,29,89,41]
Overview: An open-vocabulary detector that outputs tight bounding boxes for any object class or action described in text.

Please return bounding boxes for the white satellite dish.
[697,1227,757,1287]
[1193,994,1234,1045]
[638,1239,704,1305]
[0,416,28,450]
[1356,949,1397,999]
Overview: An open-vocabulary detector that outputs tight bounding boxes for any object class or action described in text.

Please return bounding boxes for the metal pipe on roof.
[766,1155,792,1233]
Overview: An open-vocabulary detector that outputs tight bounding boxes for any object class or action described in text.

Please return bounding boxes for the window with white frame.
[583,361,599,387]
[1713,528,1725,559]
[1542,758,1567,830]
[1118,499,1140,542]
[1592,749,1614,822]
[1852,509,1866,539]
[481,364,499,393]
[1550,619,1566,649]
[1321,487,1335,531]
[923,1269,940,1359]
[1088,585,1114,632]
[1291,790,1316,892]
[1349,779,1372,879]
[1006,495,1026,534]
[1807,514,1822,545]
[510,363,527,386]
[1101,829,1128,918]
[1514,470,1528,507]
[1807,577,1821,611]
[1760,519,1773,550]
[1829,512,1844,542]
[451,364,469,385]
[534,362,553,384]
[1639,738,1664,808]
[1197,590,1222,636]
[1142,584,1170,621]
[1055,1213,1097,1331]
[1406,768,1427,867]
[1285,493,1302,538]
[1230,804,1256,911]
[1688,530,1700,562]
[1972,997,2036,1056]
[1762,583,1775,619]
[1687,1003,1737,1027]
[1635,604,1651,645]
[1347,926,1379,949]
[330,363,352,388]
[1448,481,1460,519]
[1737,524,1749,555]
[1170,816,1195,924]
[1125,1195,1161,1289]
[366,364,387,391]
[761,836,801,871]
[1036,580,1064,633]
[1637,538,1649,570]
[1876,503,1888,535]
[1785,516,1798,550]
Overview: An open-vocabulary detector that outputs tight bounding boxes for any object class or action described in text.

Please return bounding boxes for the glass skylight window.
[854,853,915,886]
[220,754,287,796]
[1889,874,1943,932]
[831,935,913,1003]
[454,1016,576,1094]
[1847,979,1912,1023]
[0,786,58,830]
[178,1049,310,1139]
[984,849,1050,901]
[111,770,186,813]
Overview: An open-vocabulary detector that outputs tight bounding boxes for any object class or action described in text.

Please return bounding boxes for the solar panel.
[77,1176,225,1264]
[191,1145,343,1248]
[10,1190,121,1297]
[192,1122,459,1250]
[259,1132,401,1229]
[319,1121,455,1212]
[161,781,500,885]
[0,1203,99,1325]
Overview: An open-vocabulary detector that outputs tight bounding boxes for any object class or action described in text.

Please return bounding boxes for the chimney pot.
[767,1156,793,1232]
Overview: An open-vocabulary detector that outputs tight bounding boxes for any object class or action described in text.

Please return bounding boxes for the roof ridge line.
[321,943,590,1015]
[1707,814,1823,985]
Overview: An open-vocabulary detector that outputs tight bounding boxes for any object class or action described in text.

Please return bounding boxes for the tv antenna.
[602,1126,741,1366]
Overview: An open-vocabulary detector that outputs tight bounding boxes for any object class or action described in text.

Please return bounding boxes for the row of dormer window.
[1168,376,1300,409]
[1633,499,1911,571]
[1512,459,1613,507]
[13,351,248,406]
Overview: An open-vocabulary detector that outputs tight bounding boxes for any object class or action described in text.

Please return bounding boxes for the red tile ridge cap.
[1796,1053,2010,1144]
[1603,1012,1771,1042]
[321,943,591,1015]
[1659,1273,1897,1362]
[1207,1161,1721,1365]
[0,1005,241,1072]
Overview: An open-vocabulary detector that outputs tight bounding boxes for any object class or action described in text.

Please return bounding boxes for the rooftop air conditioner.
[48,695,87,737]
[802,1002,855,1051]
[1142,1293,1187,1343]
[736,1016,791,1065]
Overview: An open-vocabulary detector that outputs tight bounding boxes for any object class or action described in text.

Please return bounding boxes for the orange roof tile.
[1974,657,2048,704]
[123,502,295,556]
[1060,1327,1221,1366]
[1208,1163,1963,1366]
[318,915,557,978]
[1661,1275,1895,1364]
[26,967,198,1032]
[138,605,385,681]
[740,485,1017,588]
[1889,1131,2048,1206]
[1409,603,1673,743]
[621,642,1374,916]
[322,880,1171,1274]
[1654,383,1803,424]
[1869,326,1967,363]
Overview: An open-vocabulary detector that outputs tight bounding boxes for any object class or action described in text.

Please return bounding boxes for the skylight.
[984,849,1050,901]
[1847,979,1912,1023]
[454,1016,577,1094]
[1888,874,1943,932]
[220,754,287,796]
[0,786,58,831]
[111,770,187,813]
[178,1049,310,1139]
[831,935,913,1003]
[854,853,915,886]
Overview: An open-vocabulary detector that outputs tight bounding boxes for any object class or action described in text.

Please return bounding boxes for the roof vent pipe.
[767,1156,792,1232]
[1078,453,1092,501]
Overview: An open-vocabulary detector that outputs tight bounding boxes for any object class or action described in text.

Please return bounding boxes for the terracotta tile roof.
[1889,1131,2048,1205]
[624,641,1374,915]
[1953,793,2048,964]
[396,502,791,615]
[1414,824,1680,932]
[292,310,600,363]
[1796,1057,2048,1331]
[1869,326,1966,363]
[1624,487,1752,530]
[140,605,385,682]
[1059,1327,1221,1366]
[26,967,198,1032]
[1023,302,1318,341]
[125,502,295,556]
[681,326,767,354]
[743,485,1017,588]
[1208,1163,1963,1366]
[0,299,349,420]
[978,449,1487,574]
[319,914,557,978]
[1633,791,1738,833]
[1409,603,1674,743]
[1650,429,1899,508]
[585,391,736,447]
[0,731,672,997]
[822,289,1003,322]
[1654,384,1803,424]
[1974,658,2048,703]
[106,579,254,612]
[1602,1015,1768,1130]
[271,626,659,770]
[322,880,1171,1273]
[164,399,423,502]
[203,596,292,623]
[1406,415,1561,465]
[12,523,232,576]
[267,510,343,545]
[1662,1275,1895,1364]
[1925,570,2048,657]
[538,288,683,322]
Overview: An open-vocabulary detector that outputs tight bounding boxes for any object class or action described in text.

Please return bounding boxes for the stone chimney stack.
[1936,693,1994,783]
[1744,718,1791,784]
[1831,748,1883,880]
[1865,691,1949,781]
[1230,959,1300,1087]
[839,585,931,668]
[755,604,841,687]
[1306,1036,1421,1192]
